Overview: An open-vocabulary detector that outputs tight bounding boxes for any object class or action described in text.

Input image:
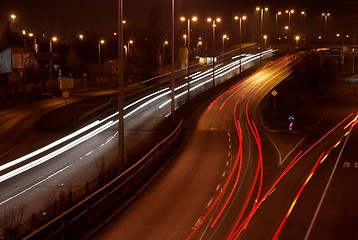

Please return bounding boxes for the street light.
[118,0,125,169]
[295,35,300,45]
[49,36,57,93]
[222,34,229,55]
[183,34,187,46]
[284,25,289,43]
[197,40,202,55]
[256,7,268,64]
[234,15,246,74]
[79,34,84,42]
[181,16,197,93]
[127,39,133,57]
[28,33,39,52]
[336,33,341,45]
[162,40,169,73]
[207,17,221,86]
[263,35,268,48]
[322,13,330,43]
[301,11,307,44]
[285,9,294,44]
[10,14,16,23]
[275,12,282,46]
[98,39,105,87]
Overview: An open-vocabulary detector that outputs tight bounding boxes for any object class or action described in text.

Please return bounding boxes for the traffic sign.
[288,114,295,122]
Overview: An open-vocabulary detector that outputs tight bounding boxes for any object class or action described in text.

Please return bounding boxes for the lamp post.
[301,11,306,44]
[207,17,221,87]
[98,39,104,87]
[197,40,202,56]
[49,36,57,93]
[170,0,175,119]
[336,34,341,45]
[222,34,229,55]
[162,40,168,73]
[127,40,133,58]
[285,9,294,44]
[352,37,355,74]
[295,35,300,45]
[79,34,84,42]
[275,12,281,46]
[256,7,268,65]
[118,0,125,169]
[235,15,246,74]
[181,16,197,95]
[284,25,289,43]
[29,33,39,52]
[263,35,268,48]
[322,13,330,43]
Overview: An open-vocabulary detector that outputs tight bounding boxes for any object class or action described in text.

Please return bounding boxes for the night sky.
[1,0,357,43]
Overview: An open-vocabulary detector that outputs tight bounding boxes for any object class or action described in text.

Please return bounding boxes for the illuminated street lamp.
[162,40,169,72]
[256,7,268,64]
[222,34,229,55]
[28,33,39,52]
[49,36,57,92]
[118,0,125,169]
[301,11,307,44]
[263,35,268,48]
[275,12,282,45]
[197,40,202,55]
[336,33,340,44]
[79,34,84,42]
[322,13,330,42]
[10,14,16,23]
[295,35,300,45]
[234,15,246,74]
[127,39,133,57]
[183,34,187,46]
[207,17,221,86]
[284,25,289,43]
[98,39,105,87]
[181,16,197,93]
[285,9,294,44]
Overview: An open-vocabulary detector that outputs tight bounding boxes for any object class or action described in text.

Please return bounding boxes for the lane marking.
[304,131,351,240]
[0,166,69,206]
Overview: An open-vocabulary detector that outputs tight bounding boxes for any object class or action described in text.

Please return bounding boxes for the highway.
[94,54,300,239]
[0,47,275,231]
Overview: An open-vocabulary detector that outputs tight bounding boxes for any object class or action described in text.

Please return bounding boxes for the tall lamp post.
[162,40,168,73]
[275,12,282,46]
[118,0,125,169]
[181,16,197,99]
[98,39,105,87]
[197,39,202,56]
[256,7,268,65]
[285,9,294,45]
[222,34,229,55]
[207,17,221,87]
[170,0,175,119]
[49,36,57,93]
[235,15,246,74]
[301,11,307,44]
[322,13,330,43]
[263,35,268,48]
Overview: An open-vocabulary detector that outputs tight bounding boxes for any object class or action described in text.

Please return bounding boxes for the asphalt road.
[94,55,297,240]
[0,47,275,236]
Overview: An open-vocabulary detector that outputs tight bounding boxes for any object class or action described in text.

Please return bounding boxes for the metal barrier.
[23,120,184,240]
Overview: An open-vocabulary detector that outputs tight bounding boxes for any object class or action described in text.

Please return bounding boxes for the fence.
[14,121,184,240]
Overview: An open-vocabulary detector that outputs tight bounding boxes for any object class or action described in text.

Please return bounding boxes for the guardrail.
[23,120,184,240]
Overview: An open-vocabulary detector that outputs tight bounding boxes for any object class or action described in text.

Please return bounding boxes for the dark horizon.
[0,0,357,44]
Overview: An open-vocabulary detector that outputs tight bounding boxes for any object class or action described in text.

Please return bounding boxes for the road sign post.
[288,113,295,131]
[271,90,278,125]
